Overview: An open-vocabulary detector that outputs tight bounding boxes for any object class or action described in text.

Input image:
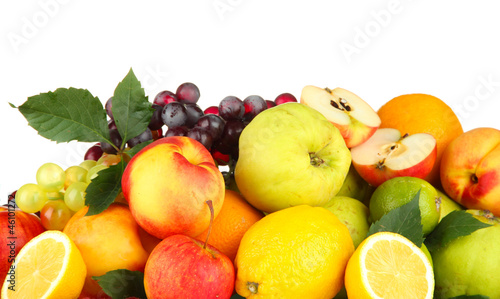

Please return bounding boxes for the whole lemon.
[234,205,354,298]
[432,210,500,298]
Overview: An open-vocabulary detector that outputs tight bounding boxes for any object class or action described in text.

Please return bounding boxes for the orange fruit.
[377,94,463,187]
[195,189,264,262]
[345,232,434,299]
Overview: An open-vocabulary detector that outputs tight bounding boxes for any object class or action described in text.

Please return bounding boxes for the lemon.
[369,176,440,235]
[345,232,434,299]
[234,205,354,298]
[1,230,87,299]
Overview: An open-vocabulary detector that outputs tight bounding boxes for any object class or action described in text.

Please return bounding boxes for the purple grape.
[204,106,219,115]
[176,82,200,104]
[243,95,267,120]
[154,90,178,107]
[105,97,114,120]
[148,104,164,130]
[266,100,277,109]
[195,114,225,140]
[187,127,214,149]
[165,126,189,137]
[185,103,204,128]
[219,120,245,148]
[108,119,117,130]
[84,143,104,161]
[127,129,153,148]
[219,96,245,121]
[161,102,189,128]
[101,129,123,154]
[275,93,297,105]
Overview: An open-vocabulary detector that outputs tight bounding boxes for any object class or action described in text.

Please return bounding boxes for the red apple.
[351,128,437,187]
[300,85,380,148]
[440,127,500,216]
[0,205,45,283]
[144,201,235,299]
[122,136,225,239]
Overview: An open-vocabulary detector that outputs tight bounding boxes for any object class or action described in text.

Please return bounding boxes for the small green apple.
[235,103,351,213]
[323,196,370,248]
[336,165,375,206]
[436,189,463,222]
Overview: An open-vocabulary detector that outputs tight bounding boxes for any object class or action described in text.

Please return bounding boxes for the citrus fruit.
[436,189,463,222]
[195,189,264,262]
[1,230,86,299]
[377,93,463,187]
[432,210,500,298]
[234,205,354,298]
[345,232,434,299]
[369,176,440,235]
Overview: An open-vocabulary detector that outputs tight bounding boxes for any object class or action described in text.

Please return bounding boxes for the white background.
[1,0,500,200]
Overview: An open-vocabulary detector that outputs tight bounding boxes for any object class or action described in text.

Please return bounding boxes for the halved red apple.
[300,86,380,148]
[351,128,437,187]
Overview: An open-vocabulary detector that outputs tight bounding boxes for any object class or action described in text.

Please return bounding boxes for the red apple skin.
[335,121,378,149]
[122,136,225,239]
[144,234,235,299]
[353,145,437,187]
[0,206,45,283]
[441,127,500,216]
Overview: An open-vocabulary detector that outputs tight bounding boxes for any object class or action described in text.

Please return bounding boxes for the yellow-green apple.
[323,196,370,248]
[122,136,225,239]
[336,165,375,206]
[235,103,351,213]
[0,205,45,283]
[63,203,149,297]
[144,201,235,299]
[300,86,380,148]
[351,128,437,187]
[440,127,500,216]
[432,210,500,298]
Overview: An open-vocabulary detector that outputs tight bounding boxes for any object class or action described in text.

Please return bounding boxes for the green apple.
[336,165,375,206]
[235,103,351,213]
[323,196,370,248]
[436,189,463,222]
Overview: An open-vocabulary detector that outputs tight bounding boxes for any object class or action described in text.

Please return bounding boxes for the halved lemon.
[2,230,86,299]
[345,232,434,299]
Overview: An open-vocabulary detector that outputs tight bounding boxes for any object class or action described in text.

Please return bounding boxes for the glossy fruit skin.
[176,82,200,104]
[122,136,225,239]
[219,96,245,120]
[274,92,297,105]
[84,143,103,161]
[144,234,235,299]
[154,90,178,107]
[63,203,149,297]
[0,206,45,283]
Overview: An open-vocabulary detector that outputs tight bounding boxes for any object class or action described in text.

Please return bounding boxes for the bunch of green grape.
[14,154,121,230]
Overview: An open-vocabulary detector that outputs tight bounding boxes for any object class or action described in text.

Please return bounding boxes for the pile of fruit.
[2,69,500,299]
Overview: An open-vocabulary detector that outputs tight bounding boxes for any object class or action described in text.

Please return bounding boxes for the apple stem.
[203,200,214,250]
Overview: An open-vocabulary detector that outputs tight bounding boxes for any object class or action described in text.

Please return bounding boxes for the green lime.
[369,176,440,235]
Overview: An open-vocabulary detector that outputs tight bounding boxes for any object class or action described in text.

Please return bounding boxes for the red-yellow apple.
[351,128,437,187]
[300,85,380,148]
[122,136,225,239]
[440,127,500,216]
[0,206,45,283]
[144,201,235,299]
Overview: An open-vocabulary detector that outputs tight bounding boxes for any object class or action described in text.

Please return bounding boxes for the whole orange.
[377,94,463,187]
[195,189,264,262]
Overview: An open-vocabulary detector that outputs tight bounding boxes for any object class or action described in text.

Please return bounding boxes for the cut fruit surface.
[300,85,380,148]
[351,128,437,187]
[345,232,434,299]
[1,230,86,299]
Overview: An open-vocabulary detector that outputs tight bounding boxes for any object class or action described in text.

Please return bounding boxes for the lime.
[369,176,440,235]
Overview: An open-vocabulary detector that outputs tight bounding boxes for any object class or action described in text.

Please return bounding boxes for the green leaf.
[126,139,153,157]
[230,293,246,299]
[112,68,153,149]
[424,210,492,253]
[450,295,489,299]
[17,88,110,144]
[367,190,424,247]
[85,160,126,216]
[92,269,147,299]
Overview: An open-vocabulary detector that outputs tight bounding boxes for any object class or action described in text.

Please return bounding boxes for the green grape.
[36,162,66,192]
[96,153,121,166]
[86,164,108,183]
[79,160,97,171]
[64,182,87,212]
[15,183,49,213]
[40,199,73,230]
[47,191,64,200]
[64,165,88,189]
